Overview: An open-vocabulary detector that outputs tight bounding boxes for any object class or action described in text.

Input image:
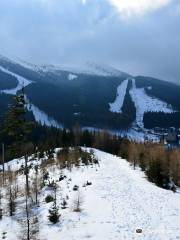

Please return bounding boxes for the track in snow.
[0,149,180,239]
[109,79,129,113]
[39,149,180,240]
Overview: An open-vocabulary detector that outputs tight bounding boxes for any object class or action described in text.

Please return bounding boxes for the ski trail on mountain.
[0,66,62,128]
[109,79,129,113]
[129,78,174,128]
[0,66,31,94]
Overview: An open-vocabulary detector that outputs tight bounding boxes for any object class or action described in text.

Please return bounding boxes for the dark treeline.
[1,122,180,190]
[0,70,18,90]
[25,76,135,129]
[0,94,12,122]
[0,90,180,191]
[144,111,180,129]
[0,122,122,163]
[121,79,136,126]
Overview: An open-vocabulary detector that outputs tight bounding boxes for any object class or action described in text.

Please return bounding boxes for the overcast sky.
[0,0,180,83]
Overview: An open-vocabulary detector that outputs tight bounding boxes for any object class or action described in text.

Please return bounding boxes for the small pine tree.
[45,195,54,203]
[73,191,83,212]
[48,183,60,224]
[48,203,60,224]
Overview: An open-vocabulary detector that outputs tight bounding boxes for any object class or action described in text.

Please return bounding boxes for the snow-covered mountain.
[109,78,175,128]
[0,55,129,78]
[1,55,180,141]
[0,148,180,239]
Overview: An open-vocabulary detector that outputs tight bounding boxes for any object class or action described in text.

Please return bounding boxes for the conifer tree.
[48,183,60,224]
[4,88,33,240]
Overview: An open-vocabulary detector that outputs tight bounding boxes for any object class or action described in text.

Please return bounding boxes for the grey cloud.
[0,0,180,83]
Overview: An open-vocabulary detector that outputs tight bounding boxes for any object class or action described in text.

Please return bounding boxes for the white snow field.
[0,66,31,95]
[68,73,78,81]
[130,79,175,128]
[27,102,62,128]
[0,148,180,240]
[109,79,129,113]
[0,66,62,128]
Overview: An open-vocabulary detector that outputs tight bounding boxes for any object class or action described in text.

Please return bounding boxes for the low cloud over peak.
[0,0,180,83]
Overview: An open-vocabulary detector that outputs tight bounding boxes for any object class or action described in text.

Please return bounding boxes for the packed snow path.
[38,149,180,240]
[0,149,180,239]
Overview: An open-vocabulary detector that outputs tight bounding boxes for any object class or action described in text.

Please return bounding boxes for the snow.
[36,61,129,77]
[130,79,175,128]
[0,66,62,129]
[27,102,62,128]
[82,127,159,142]
[2,56,129,77]
[147,86,152,90]
[0,66,32,95]
[113,128,159,142]
[68,74,78,81]
[0,148,180,239]
[73,112,81,116]
[109,79,129,113]
[84,61,130,77]
[0,217,21,240]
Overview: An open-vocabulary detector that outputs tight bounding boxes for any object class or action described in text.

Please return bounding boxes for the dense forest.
[144,111,180,129]
[0,70,18,90]
[0,91,179,190]
[25,76,136,129]
[1,57,180,130]
[1,121,180,190]
[0,86,179,206]
[0,94,12,122]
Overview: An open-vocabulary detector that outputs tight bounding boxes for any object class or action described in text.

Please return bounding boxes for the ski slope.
[0,66,62,128]
[27,102,62,128]
[109,79,129,113]
[130,79,175,128]
[0,66,31,94]
[68,73,78,80]
[0,149,179,240]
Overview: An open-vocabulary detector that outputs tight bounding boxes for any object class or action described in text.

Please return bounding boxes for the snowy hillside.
[0,55,128,78]
[130,79,175,128]
[109,79,129,113]
[0,66,62,128]
[109,78,176,129]
[84,62,130,77]
[1,55,180,135]
[0,66,31,95]
[0,148,180,240]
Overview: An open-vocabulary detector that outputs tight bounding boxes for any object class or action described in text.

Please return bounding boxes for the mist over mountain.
[0,0,180,83]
